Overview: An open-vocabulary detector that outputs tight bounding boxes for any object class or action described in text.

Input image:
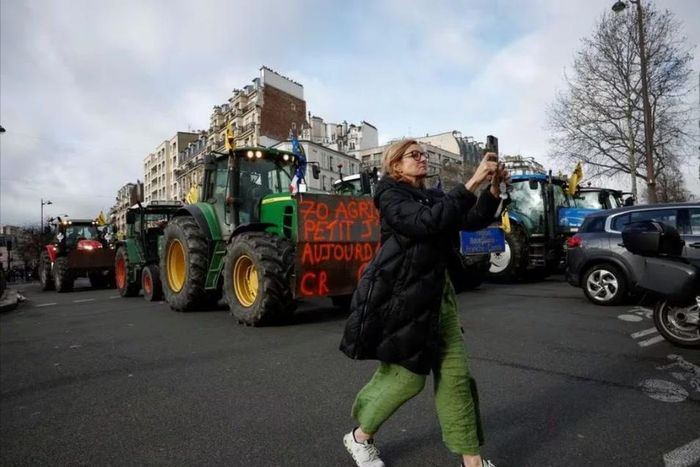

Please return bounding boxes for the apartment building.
[302,115,378,154]
[143,132,200,203]
[109,182,138,236]
[353,141,464,179]
[175,132,209,201]
[273,139,361,192]
[207,66,307,152]
[415,131,484,167]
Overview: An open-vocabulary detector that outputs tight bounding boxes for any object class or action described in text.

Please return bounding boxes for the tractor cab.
[332,169,378,197]
[201,147,301,232]
[52,217,106,248]
[572,186,626,210]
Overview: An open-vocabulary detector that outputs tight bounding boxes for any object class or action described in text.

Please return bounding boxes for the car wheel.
[582,263,628,306]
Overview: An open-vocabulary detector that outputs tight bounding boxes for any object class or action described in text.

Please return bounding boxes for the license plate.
[460,227,506,255]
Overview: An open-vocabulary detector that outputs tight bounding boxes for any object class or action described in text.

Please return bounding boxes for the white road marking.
[639,379,689,403]
[631,327,658,339]
[36,303,57,307]
[663,437,700,467]
[617,314,643,322]
[72,298,95,303]
[109,296,120,299]
[639,335,666,347]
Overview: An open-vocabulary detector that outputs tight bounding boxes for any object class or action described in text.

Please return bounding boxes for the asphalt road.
[1,277,699,467]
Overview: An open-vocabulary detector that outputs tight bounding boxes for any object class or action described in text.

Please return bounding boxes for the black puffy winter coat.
[339,176,501,375]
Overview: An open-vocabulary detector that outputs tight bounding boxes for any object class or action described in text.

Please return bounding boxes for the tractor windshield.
[238,157,295,223]
[509,180,545,234]
[574,190,623,210]
[63,224,100,245]
[333,177,362,196]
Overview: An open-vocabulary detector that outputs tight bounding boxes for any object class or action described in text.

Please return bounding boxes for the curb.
[0,289,22,313]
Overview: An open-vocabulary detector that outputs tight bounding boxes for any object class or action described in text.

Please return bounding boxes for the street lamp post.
[612,0,657,203]
[40,199,53,234]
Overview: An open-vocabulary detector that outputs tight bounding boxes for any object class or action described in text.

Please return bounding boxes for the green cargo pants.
[351,275,484,455]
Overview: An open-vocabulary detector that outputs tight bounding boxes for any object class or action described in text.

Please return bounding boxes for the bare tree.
[547,3,695,202]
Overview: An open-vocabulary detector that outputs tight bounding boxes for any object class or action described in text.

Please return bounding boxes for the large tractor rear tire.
[224,232,295,326]
[488,226,529,282]
[161,216,209,311]
[39,251,54,291]
[53,257,73,293]
[142,265,163,302]
[115,246,140,297]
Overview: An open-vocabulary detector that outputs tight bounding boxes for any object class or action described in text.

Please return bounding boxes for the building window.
[291,103,296,111]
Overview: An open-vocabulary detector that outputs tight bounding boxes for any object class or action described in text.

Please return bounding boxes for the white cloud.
[1,0,699,226]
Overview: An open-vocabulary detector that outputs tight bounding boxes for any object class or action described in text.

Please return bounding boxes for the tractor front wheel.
[39,251,54,291]
[224,232,295,326]
[488,227,529,282]
[142,265,163,302]
[115,246,140,297]
[53,257,73,293]
[161,216,209,311]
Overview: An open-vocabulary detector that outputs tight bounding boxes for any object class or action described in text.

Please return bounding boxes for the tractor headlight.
[246,151,254,159]
[255,151,262,158]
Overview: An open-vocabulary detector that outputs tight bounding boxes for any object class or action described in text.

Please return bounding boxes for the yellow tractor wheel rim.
[233,255,258,307]
[167,239,186,293]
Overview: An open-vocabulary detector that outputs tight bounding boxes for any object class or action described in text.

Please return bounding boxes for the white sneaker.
[461,460,496,467]
[343,430,385,467]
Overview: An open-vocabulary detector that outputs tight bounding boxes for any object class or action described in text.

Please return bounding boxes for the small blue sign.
[460,227,505,255]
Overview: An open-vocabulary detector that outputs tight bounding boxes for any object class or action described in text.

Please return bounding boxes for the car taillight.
[567,235,582,248]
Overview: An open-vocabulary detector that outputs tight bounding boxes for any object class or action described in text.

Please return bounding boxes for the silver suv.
[565,202,700,305]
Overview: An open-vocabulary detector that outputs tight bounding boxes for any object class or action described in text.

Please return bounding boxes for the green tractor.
[114,200,184,301]
[160,146,380,325]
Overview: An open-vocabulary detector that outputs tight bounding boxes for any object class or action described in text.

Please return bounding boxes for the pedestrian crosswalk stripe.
[631,327,657,339]
[638,335,665,347]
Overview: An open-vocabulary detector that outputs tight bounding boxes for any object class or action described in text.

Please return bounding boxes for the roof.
[584,201,700,218]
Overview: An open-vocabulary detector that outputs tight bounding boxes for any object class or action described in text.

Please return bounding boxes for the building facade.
[353,141,464,179]
[208,66,307,152]
[143,132,200,203]
[109,182,138,236]
[302,116,378,154]
[415,131,484,167]
[273,140,361,192]
[175,132,209,201]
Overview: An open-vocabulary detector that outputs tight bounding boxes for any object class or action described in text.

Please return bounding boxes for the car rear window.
[580,216,605,233]
[611,208,677,231]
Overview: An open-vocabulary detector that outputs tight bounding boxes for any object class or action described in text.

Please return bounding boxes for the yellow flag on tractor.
[185,185,199,204]
[501,209,511,234]
[567,161,583,196]
[224,122,235,152]
[95,211,107,225]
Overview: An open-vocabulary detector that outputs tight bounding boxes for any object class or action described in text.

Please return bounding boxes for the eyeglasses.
[402,150,428,161]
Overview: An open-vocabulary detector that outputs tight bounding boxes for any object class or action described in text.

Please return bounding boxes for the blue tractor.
[488,173,591,281]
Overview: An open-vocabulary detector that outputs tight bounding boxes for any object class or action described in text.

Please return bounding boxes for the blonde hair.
[381,139,424,187]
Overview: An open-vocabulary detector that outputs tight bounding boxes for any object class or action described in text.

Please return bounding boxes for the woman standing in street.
[340,139,509,467]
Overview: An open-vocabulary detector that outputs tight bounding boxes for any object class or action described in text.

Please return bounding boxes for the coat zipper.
[354,280,375,359]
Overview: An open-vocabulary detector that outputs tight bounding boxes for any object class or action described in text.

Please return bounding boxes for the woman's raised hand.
[465,153,498,192]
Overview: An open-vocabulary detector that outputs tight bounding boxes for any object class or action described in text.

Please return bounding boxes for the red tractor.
[38,217,116,292]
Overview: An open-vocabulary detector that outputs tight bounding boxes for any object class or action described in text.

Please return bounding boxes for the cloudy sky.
[1,0,699,225]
